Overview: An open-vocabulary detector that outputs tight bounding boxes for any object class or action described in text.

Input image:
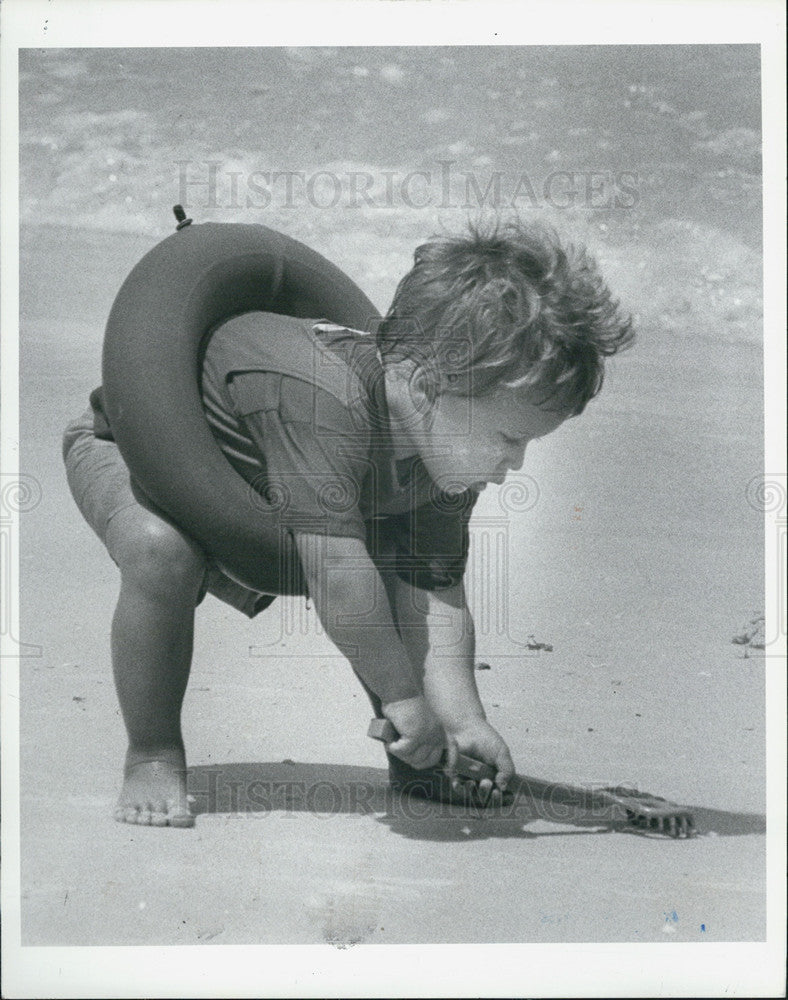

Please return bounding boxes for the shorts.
[62,408,275,618]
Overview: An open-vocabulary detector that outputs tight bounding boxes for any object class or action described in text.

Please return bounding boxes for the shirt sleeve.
[227,371,371,540]
[381,486,478,591]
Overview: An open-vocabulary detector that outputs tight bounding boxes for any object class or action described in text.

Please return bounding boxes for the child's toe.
[147,797,170,826]
[169,810,195,828]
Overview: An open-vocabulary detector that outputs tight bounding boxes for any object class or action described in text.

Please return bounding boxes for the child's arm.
[389,574,515,790]
[294,531,445,770]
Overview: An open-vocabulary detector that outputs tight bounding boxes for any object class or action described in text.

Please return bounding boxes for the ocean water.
[20,51,760,247]
[19,46,761,236]
[19,46,763,349]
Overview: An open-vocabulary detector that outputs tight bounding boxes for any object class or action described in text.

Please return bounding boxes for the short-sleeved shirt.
[200,311,478,591]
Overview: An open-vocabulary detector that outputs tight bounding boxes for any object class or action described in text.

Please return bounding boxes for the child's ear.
[407,365,438,414]
[386,359,437,429]
[409,366,428,398]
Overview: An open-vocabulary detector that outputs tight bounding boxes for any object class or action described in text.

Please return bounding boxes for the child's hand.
[445,720,515,804]
[381,695,446,770]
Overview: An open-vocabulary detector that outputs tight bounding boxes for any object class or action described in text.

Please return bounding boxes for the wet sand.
[17,46,767,949]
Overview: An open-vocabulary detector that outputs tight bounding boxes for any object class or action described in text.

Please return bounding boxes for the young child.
[62,220,633,828]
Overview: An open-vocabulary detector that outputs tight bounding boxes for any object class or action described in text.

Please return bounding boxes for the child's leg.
[105,506,206,827]
[64,412,208,826]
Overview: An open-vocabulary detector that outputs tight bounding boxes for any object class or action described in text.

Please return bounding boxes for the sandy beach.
[15,43,769,956]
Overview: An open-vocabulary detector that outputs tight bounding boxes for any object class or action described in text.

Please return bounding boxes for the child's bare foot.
[115,747,194,828]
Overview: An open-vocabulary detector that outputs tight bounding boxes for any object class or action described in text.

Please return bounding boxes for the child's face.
[401,383,570,494]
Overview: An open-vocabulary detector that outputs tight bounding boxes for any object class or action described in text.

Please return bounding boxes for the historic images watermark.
[185,767,643,825]
[176,160,640,213]
[745,473,787,654]
[0,473,42,658]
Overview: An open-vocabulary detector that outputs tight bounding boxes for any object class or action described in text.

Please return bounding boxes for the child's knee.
[109,513,206,600]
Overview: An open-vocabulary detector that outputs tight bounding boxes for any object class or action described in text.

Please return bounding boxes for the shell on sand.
[731,614,765,648]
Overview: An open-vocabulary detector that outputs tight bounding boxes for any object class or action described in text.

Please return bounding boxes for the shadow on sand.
[187,761,765,842]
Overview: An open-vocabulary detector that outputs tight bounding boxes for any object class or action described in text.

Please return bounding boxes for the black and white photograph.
[1,1,785,996]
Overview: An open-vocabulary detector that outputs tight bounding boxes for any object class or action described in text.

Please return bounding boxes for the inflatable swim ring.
[101,217,379,594]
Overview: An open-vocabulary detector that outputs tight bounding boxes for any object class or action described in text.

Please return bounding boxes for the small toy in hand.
[367,718,497,783]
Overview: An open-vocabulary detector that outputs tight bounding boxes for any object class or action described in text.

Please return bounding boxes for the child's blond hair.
[377,220,634,414]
